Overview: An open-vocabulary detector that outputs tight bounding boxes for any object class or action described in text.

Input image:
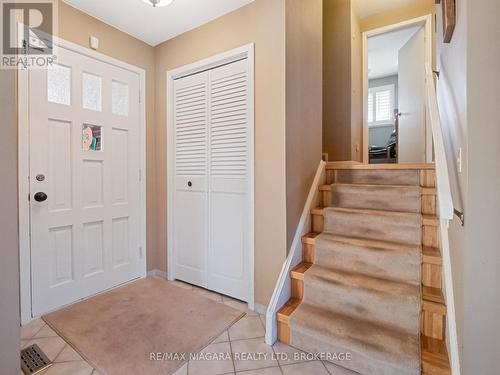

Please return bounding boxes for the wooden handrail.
[425,63,454,220]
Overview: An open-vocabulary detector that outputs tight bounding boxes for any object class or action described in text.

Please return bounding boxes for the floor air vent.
[21,344,52,374]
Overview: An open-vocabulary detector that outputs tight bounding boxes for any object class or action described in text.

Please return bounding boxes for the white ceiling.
[353,0,426,19]
[63,0,254,46]
[368,25,421,79]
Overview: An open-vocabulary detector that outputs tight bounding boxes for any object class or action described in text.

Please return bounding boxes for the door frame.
[18,36,147,324]
[362,14,433,164]
[166,43,255,310]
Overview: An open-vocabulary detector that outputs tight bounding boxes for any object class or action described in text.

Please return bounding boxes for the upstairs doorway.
[363,15,433,164]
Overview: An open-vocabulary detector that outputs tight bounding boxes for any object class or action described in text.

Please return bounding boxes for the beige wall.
[56,1,159,269]
[323,0,352,161]
[359,1,435,32]
[462,0,500,372]
[285,0,323,247]
[0,70,21,375]
[323,0,362,162]
[154,0,287,305]
[437,0,500,371]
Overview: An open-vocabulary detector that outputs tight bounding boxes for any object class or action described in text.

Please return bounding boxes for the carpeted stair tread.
[303,265,421,332]
[315,233,422,252]
[330,183,421,213]
[305,265,420,302]
[324,207,422,246]
[314,233,421,285]
[290,303,420,375]
[335,169,420,186]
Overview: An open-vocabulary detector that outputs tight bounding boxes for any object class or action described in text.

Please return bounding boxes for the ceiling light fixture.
[142,0,174,7]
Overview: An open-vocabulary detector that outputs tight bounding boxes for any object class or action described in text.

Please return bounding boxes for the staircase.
[277,163,451,375]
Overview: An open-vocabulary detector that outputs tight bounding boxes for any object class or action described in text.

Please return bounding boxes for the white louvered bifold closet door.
[173,58,251,301]
[207,59,250,300]
[173,71,209,286]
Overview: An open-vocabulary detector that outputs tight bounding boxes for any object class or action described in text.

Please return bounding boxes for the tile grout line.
[270,340,284,375]
[227,329,237,375]
[22,321,46,341]
[321,360,331,375]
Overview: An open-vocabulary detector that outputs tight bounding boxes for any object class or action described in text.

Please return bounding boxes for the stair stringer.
[264,160,326,345]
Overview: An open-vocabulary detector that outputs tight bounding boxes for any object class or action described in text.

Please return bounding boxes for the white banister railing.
[265,160,326,345]
[425,63,454,220]
[425,63,461,375]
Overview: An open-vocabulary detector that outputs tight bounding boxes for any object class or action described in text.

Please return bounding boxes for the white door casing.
[361,15,433,164]
[27,44,145,317]
[398,26,426,163]
[167,45,254,306]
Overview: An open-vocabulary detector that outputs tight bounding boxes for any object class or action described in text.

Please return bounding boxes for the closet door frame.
[166,44,255,309]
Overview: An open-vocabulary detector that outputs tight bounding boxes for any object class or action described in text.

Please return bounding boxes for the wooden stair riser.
[422,192,437,215]
[302,235,316,263]
[423,226,439,248]
[422,301,446,341]
[326,169,335,185]
[420,170,436,188]
[311,209,324,233]
[423,263,442,289]
[423,247,443,289]
[322,190,332,207]
[277,320,290,344]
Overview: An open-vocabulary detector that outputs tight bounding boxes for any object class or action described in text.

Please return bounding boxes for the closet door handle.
[34,192,48,202]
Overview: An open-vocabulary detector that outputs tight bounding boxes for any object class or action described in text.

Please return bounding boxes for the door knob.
[187,181,192,187]
[34,192,48,202]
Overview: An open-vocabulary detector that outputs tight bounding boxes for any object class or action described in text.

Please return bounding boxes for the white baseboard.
[253,303,267,315]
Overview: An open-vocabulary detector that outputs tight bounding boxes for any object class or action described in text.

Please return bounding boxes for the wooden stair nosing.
[310,207,324,215]
[277,298,301,324]
[423,286,445,305]
[290,262,312,281]
[302,232,320,245]
[421,187,437,195]
[322,183,436,196]
[325,162,436,170]
[423,215,439,227]
[423,246,442,265]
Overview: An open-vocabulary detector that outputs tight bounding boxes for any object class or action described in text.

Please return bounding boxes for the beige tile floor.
[20,280,356,375]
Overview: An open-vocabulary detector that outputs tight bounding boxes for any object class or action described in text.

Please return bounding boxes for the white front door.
[172,58,252,302]
[398,26,426,163]
[29,46,144,316]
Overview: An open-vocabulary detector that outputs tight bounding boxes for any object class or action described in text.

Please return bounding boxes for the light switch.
[90,36,99,50]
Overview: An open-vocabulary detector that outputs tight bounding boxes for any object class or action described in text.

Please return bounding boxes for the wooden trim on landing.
[326,162,435,170]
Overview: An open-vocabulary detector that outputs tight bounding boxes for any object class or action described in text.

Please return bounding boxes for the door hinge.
[139,90,142,103]
[139,169,142,181]
[139,246,143,258]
